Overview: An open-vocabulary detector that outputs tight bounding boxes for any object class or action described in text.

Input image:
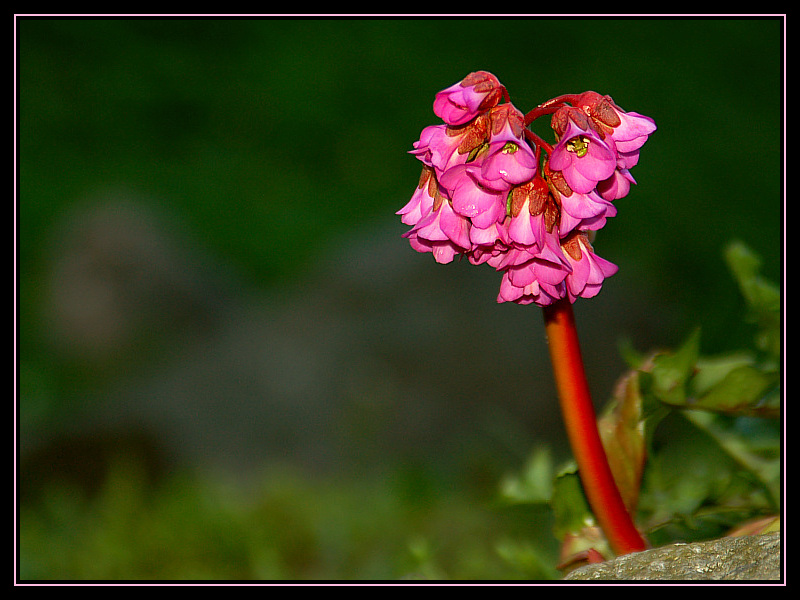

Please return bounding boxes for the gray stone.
[25,194,686,483]
[564,532,781,581]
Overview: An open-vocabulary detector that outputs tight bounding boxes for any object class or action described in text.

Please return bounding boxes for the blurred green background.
[18,18,782,580]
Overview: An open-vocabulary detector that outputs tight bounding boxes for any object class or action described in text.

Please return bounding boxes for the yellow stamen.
[501,141,519,154]
[566,135,590,158]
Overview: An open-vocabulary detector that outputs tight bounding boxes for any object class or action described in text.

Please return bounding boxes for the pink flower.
[405,232,463,265]
[476,104,537,191]
[468,238,509,268]
[498,244,568,307]
[397,166,437,226]
[505,177,550,247]
[575,92,656,170]
[439,164,507,230]
[403,193,471,265]
[408,124,442,168]
[469,219,509,248]
[596,168,636,201]
[507,197,547,247]
[557,188,617,237]
[410,113,492,179]
[498,274,565,306]
[561,232,619,302]
[606,109,657,154]
[504,238,565,274]
[399,77,656,307]
[433,71,504,126]
[409,124,466,176]
[495,229,571,306]
[479,139,538,190]
[548,120,617,194]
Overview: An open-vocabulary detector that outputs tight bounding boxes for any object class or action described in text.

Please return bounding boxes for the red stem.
[524,129,553,155]
[542,298,647,556]
[524,94,582,126]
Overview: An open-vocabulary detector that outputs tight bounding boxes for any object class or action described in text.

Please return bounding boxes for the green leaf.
[648,328,701,407]
[498,446,554,505]
[549,462,614,562]
[550,462,594,541]
[724,241,781,359]
[691,352,754,394]
[691,363,779,418]
[617,337,647,369]
[598,371,647,513]
[638,412,740,534]
[682,411,780,508]
[495,538,560,580]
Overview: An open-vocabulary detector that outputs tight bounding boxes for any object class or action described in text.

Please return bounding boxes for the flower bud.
[433,71,504,126]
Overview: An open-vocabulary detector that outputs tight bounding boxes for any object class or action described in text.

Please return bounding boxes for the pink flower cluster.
[398,71,656,306]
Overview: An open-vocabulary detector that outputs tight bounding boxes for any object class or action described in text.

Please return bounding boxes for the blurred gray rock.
[564,533,781,581]
[27,191,678,486]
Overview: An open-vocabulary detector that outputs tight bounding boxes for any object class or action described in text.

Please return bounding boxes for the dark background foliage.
[17,17,782,580]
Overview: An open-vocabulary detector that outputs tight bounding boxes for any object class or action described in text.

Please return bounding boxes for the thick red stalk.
[542,298,647,556]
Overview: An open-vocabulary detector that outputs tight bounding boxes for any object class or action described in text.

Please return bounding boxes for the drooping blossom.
[596,168,636,202]
[475,104,538,191]
[398,72,655,307]
[548,118,617,194]
[498,273,566,306]
[506,177,550,247]
[576,91,657,171]
[439,164,507,230]
[403,190,471,265]
[561,232,620,302]
[397,165,437,227]
[544,162,617,236]
[410,111,493,185]
[497,235,570,306]
[433,71,505,126]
